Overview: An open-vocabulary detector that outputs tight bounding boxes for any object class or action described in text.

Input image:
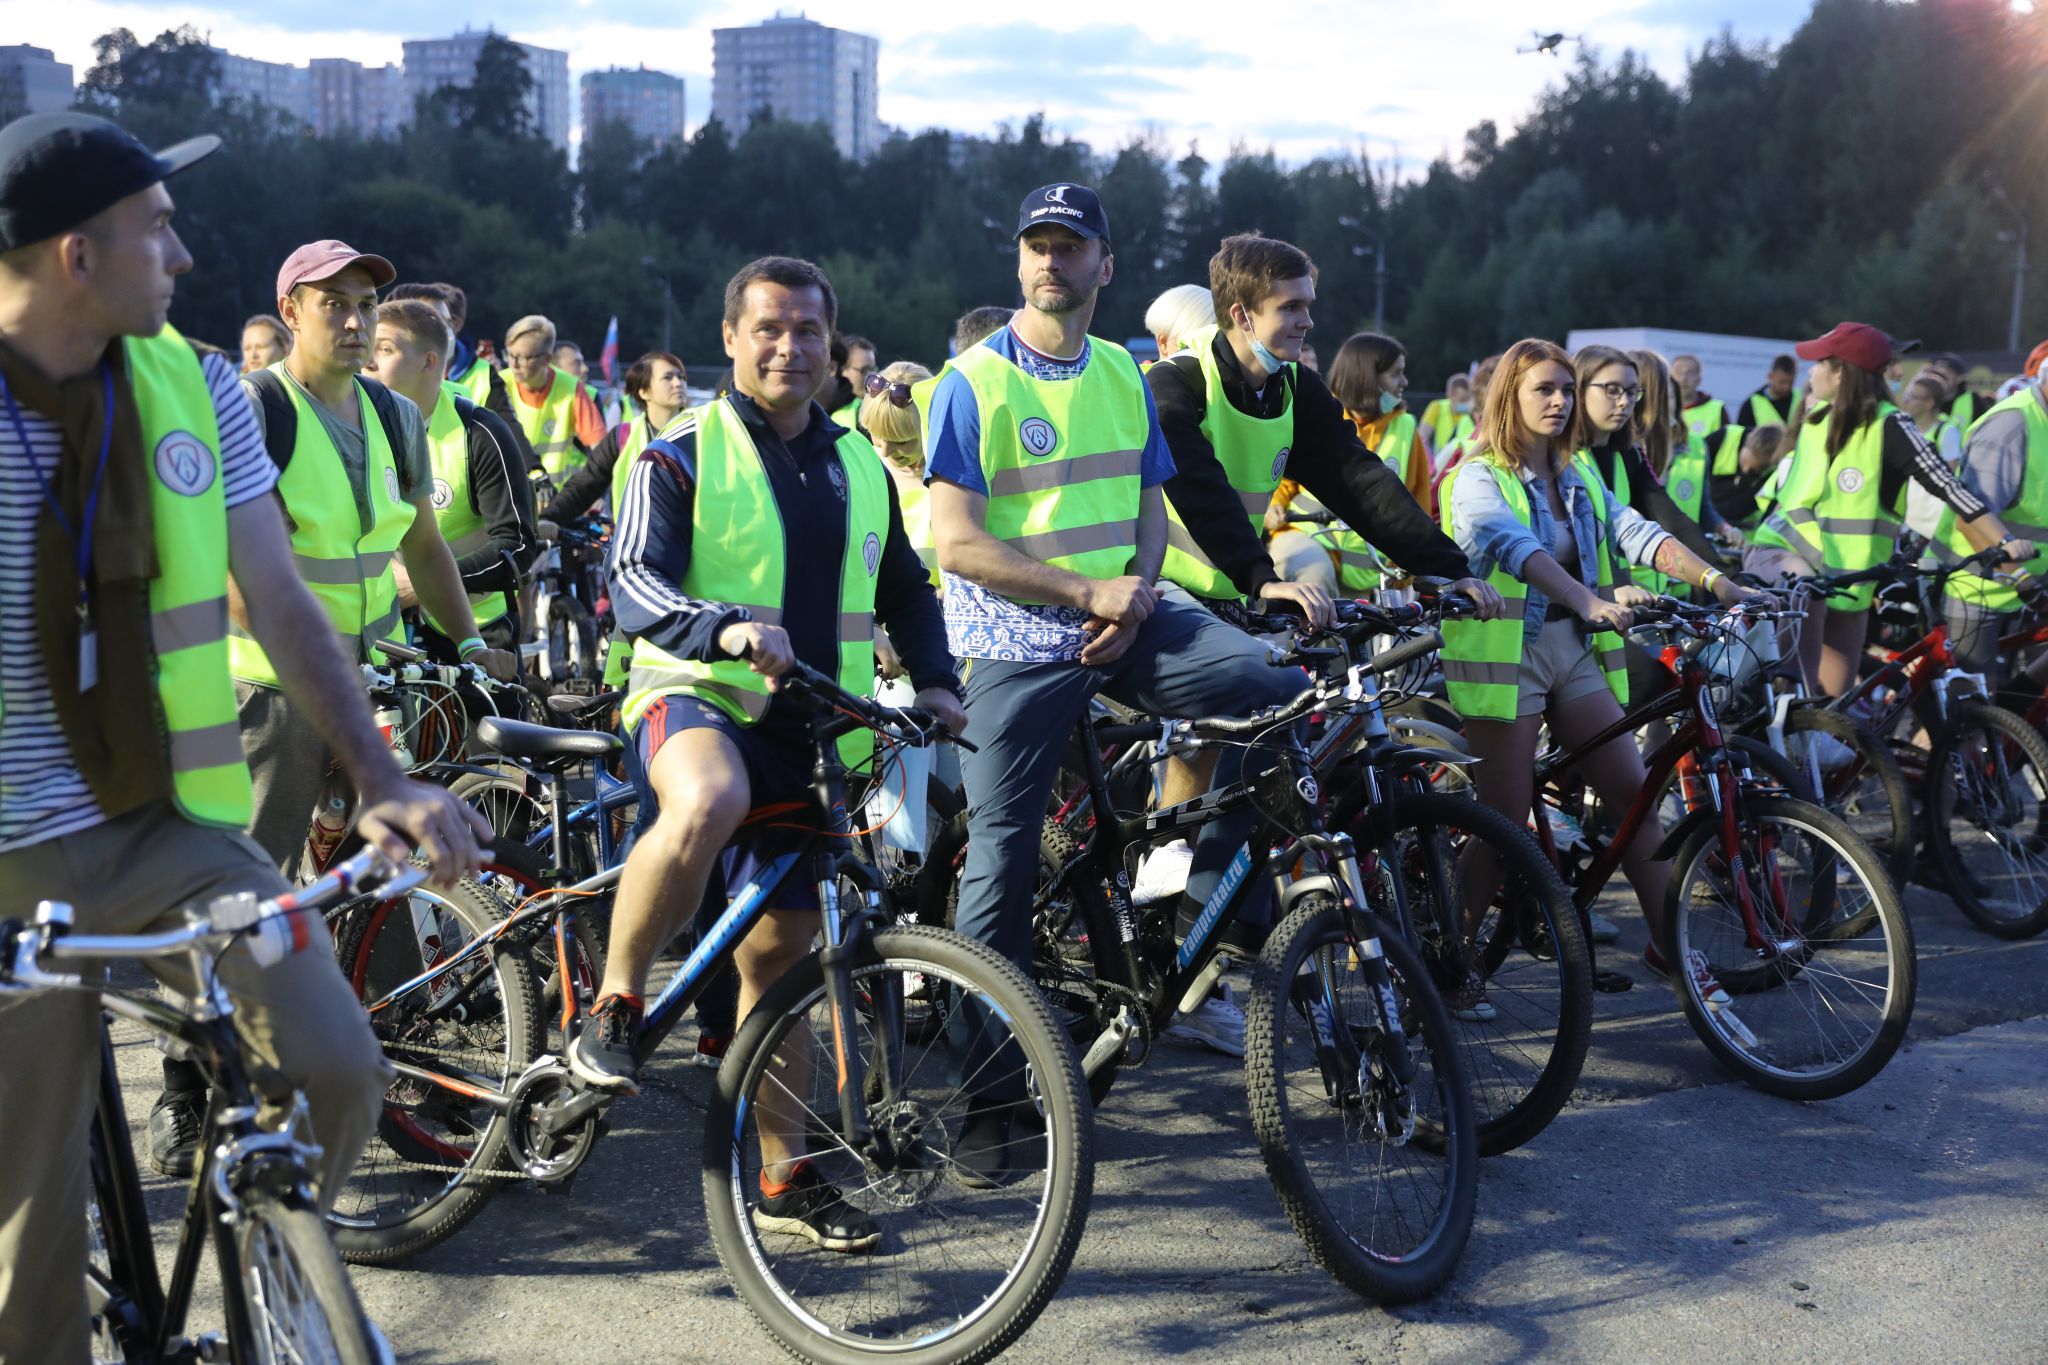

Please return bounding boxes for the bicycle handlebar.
[740,651,979,754]
[0,848,425,992]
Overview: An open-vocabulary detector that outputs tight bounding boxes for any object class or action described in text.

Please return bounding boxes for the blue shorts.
[632,695,819,912]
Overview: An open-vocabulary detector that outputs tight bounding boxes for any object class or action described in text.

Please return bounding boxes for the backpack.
[244,368,411,472]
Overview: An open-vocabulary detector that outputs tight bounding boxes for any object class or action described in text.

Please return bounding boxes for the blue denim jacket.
[1448,456,1673,641]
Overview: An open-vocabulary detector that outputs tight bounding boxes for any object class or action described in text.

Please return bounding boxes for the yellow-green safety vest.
[1439,452,1628,722]
[423,390,509,627]
[951,337,1149,593]
[1938,388,2048,610]
[1752,404,1835,564]
[1760,403,1902,611]
[1161,325,1293,599]
[1744,393,1787,442]
[1302,408,1422,595]
[511,366,584,478]
[10,328,255,826]
[620,398,889,765]
[228,366,416,686]
[1682,398,1726,446]
[1420,397,1463,452]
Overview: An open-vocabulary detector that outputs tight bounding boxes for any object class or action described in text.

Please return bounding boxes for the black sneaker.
[566,993,643,1092]
[951,1106,1021,1189]
[752,1162,881,1253]
[147,1090,205,1179]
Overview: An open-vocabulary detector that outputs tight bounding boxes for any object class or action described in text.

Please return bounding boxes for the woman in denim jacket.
[1444,339,1756,1002]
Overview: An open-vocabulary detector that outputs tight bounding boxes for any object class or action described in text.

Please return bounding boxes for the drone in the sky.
[1519,31,1584,56]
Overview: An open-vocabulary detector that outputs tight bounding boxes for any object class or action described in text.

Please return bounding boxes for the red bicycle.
[1531,597,1915,1100]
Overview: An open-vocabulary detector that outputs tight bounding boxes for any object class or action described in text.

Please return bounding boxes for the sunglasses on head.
[863,370,914,407]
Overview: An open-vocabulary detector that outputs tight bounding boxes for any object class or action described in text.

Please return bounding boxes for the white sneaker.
[1131,840,1195,905]
[1165,984,1246,1057]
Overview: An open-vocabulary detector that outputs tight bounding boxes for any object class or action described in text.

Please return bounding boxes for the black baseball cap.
[0,111,220,252]
[1016,183,1110,242]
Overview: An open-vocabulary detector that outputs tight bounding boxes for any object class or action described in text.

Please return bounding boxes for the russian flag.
[599,315,619,383]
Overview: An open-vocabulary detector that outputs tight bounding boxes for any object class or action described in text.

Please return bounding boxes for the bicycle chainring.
[504,1061,600,1182]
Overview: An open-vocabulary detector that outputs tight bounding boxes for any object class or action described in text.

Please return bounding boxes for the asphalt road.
[107,870,2048,1364]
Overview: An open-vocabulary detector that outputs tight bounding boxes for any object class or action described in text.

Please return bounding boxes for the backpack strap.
[241,368,297,471]
[357,375,411,475]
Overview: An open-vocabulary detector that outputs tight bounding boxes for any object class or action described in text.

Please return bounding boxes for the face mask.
[1245,330,1285,374]
[1379,390,1402,415]
[1452,400,1472,414]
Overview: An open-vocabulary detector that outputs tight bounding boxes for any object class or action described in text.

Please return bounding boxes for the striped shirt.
[0,350,274,853]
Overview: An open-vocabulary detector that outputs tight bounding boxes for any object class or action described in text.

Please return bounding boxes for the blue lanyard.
[2,366,115,684]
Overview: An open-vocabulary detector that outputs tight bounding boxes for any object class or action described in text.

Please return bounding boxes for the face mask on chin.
[1452,400,1472,415]
[1379,390,1402,415]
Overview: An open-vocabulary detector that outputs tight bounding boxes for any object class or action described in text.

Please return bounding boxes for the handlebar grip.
[1368,630,1444,678]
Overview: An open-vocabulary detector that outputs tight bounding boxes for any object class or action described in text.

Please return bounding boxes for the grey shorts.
[1517,617,1613,718]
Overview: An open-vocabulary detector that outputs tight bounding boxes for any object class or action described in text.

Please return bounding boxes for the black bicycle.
[0,848,420,1365]
[984,630,1480,1303]
[324,660,1094,1363]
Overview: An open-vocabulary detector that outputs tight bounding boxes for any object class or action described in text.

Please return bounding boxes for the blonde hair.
[1144,284,1216,355]
[505,314,556,352]
[1480,338,1575,475]
[859,361,932,448]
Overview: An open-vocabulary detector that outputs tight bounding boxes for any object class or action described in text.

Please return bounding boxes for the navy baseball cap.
[0,112,219,251]
[1016,183,1110,242]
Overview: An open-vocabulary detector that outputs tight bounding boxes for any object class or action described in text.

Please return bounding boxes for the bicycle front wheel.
[326,871,540,1264]
[1378,790,1590,1155]
[703,924,1092,1364]
[1665,795,1914,1099]
[228,1196,377,1365]
[1244,893,1478,1303]
[1926,701,2048,938]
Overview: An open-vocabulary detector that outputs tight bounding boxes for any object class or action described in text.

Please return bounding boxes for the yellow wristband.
[1701,568,1723,592]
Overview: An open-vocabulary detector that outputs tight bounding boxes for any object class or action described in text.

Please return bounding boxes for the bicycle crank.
[504,1059,602,1182]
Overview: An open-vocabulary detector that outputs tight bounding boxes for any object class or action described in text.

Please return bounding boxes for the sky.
[12,0,1812,167]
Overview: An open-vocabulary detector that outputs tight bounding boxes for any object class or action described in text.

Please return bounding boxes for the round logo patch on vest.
[384,465,402,504]
[431,477,453,511]
[1675,480,1696,505]
[1019,417,1058,457]
[862,531,882,576]
[1272,447,1291,483]
[1835,466,1865,495]
[153,431,214,496]
[541,418,557,437]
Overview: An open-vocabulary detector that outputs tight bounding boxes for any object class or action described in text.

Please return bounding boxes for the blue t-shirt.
[925,324,1175,662]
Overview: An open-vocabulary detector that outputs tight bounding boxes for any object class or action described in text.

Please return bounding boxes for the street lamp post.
[2003,221,2029,356]
[641,254,673,355]
[1338,215,1387,334]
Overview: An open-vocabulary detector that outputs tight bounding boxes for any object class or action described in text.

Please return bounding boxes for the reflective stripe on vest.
[1940,388,2048,610]
[952,337,1148,592]
[620,398,887,766]
[1285,492,1384,592]
[512,366,584,478]
[1161,325,1294,599]
[424,392,508,626]
[228,367,416,685]
[1751,404,1836,563]
[1438,453,1627,722]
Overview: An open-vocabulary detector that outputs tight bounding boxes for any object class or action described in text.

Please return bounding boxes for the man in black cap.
[0,111,489,1360]
[923,183,1309,1136]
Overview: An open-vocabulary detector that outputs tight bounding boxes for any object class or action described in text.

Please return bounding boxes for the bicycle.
[1803,546,2048,939]
[1530,595,1915,1099]
[978,624,1480,1301]
[324,662,1094,1363]
[1,849,421,1365]
[527,515,611,698]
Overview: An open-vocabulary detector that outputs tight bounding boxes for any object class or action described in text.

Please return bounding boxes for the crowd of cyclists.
[4,105,2048,1363]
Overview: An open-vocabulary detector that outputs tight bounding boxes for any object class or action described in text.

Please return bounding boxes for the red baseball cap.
[276,239,395,302]
[2026,339,2047,379]
[1794,321,1893,374]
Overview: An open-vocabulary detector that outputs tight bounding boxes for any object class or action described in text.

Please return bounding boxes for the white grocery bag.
[865,676,932,854]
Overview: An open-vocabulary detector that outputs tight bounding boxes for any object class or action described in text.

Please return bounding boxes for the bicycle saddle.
[474,715,621,765]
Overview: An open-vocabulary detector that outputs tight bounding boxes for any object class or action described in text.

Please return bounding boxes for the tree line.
[40,0,2048,387]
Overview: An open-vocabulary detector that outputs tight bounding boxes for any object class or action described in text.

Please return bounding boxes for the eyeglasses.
[1587,382,1645,404]
[863,370,914,407]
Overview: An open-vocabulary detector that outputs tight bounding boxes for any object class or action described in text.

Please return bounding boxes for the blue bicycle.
[323,663,1094,1364]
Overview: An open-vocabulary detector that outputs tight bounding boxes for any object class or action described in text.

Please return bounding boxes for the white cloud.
[11,0,1806,167]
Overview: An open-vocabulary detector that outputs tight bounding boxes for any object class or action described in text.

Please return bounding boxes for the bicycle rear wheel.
[703,925,1091,1364]
[1244,893,1478,1303]
[326,871,540,1264]
[1376,791,1590,1156]
[1665,795,1913,1099]
[1926,701,2048,938]
[228,1196,377,1365]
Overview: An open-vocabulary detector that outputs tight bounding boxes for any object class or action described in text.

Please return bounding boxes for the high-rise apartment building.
[0,45,74,115]
[308,59,407,139]
[403,29,571,152]
[209,47,309,121]
[581,66,687,150]
[711,15,881,161]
